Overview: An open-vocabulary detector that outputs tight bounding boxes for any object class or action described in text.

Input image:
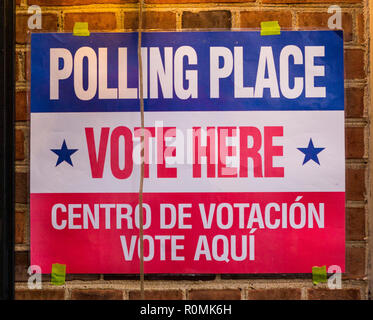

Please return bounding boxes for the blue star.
[297,139,325,165]
[51,140,78,167]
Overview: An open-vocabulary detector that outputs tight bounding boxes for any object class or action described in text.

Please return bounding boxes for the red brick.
[15,52,20,82]
[15,129,25,161]
[15,211,26,244]
[15,91,29,121]
[15,289,65,300]
[25,51,30,82]
[16,13,58,44]
[15,251,29,282]
[70,289,123,300]
[307,288,361,300]
[64,13,117,32]
[240,10,292,29]
[346,167,365,201]
[188,289,241,300]
[345,246,365,279]
[182,11,231,29]
[15,172,28,204]
[346,207,365,241]
[357,13,365,44]
[345,127,364,159]
[123,11,176,30]
[33,0,135,4]
[298,12,352,42]
[247,288,301,300]
[345,87,364,118]
[129,290,183,300]
[345,49,365,80]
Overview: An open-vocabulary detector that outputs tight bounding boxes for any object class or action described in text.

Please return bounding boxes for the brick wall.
[14,0,369,300]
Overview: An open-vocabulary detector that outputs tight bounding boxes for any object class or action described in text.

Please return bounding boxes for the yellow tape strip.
[51,263,66,285]
[73,22,90,36]
[312,265,327,285]
[261,21,281,36]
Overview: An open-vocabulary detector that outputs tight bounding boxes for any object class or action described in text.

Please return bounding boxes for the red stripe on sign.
[30,192,345,274]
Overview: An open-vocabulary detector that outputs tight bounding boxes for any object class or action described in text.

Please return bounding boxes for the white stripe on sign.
[30,111,345,193]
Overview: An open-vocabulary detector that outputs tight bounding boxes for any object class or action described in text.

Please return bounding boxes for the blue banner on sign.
[31,31,344,113]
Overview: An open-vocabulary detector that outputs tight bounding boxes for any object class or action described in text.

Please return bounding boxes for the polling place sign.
[30,31,345,273]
